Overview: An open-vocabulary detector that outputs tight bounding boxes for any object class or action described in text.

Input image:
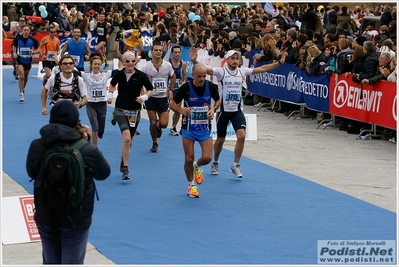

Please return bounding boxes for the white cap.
[224,50,241,59]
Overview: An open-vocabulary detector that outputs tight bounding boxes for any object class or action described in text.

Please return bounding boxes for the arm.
[113,40,122,61]
[84,41,91,60]
[61,40,68,56]
[190,48,214,75]
[181,62,187,83]
[252,52,287,74]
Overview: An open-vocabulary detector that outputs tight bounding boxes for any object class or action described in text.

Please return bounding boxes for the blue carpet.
[2,68,396,264]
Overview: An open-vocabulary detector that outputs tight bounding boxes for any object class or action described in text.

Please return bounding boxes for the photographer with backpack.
[26,100,110,264]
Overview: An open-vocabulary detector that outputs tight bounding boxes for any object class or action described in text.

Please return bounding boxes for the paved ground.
[2,71,397,265]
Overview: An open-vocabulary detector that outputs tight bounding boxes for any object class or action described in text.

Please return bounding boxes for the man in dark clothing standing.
[26,100,110,264]
[302,4,317,32]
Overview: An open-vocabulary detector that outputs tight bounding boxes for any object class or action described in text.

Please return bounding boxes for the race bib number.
[91,86,105,101]
[97,27,105,36]
[152,78,167,93]
[120,109,139,128]
[225,89,241,105]
[71,55,80,66]
[174,79,180,89]
[19,47,31,58]
[47,51,55,61]
[191,106,208,124]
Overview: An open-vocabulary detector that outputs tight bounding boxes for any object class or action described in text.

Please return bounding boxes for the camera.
[346,54,352,61]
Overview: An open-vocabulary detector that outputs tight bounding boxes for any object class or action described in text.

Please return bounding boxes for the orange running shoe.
[187,185,200,198]
[193,162,203,185]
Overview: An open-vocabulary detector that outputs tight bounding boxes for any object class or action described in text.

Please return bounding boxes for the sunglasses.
[19,20,25,22]
[61,62,74,66]
[124,59,136,63]
[50,31,56,33]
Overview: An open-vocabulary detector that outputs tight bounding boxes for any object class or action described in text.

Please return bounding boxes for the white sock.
[233,162,239,167]
[194,162,200,169]
[188,181,195,186]
[213,160,219,164]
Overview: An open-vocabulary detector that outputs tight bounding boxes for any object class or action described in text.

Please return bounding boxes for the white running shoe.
[19,93,24,102]
[210,162,219,175]
[229,164,243,178]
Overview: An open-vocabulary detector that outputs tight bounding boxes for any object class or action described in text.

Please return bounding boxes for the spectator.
[335,38,353,74]
[305,45,325,76]
[376,25,389,45]
[361,52,393,85]
[56,8,72,32]
[336,6,351,33]
[302,4,317,32]
[312,32,323,50]
[229,31,242,50]
[214,38,226,58]
[388,8,396,41]
[352,40,379,83]
[236,17,252,35]
[3,15,10,32]
[319,45,336,75]
[325,5,339,33]
[380,5,392,27]
[386,53,397,82]
[6,3,19,23]
[323,32,335,47]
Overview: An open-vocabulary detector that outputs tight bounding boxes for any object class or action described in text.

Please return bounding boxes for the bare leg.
[234,128,246,163]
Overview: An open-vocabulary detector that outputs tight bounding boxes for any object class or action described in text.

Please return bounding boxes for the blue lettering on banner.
[248,62,330,112]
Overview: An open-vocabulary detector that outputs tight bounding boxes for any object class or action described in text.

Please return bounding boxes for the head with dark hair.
[342,6,348,13]
[152,40,162,49]
[297,34,308,45]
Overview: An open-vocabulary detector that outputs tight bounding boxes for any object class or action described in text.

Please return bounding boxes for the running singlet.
[14,36,39,64]
[170,60,182,89]
[41,36,60,61]
[184,80,212,132]
[141,60,174,98]
[66,39,86,69]
[214,67,252,112]
[81,70,112,102]
[96,21,107,41]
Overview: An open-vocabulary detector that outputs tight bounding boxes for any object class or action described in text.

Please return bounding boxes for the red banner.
[18,196,41,242]
[329,74,397,130]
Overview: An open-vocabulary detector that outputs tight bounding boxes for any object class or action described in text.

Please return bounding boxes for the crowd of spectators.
[2,2,397,142]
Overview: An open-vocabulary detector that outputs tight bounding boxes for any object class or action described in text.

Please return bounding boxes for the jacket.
[26,123,110,229]
[359,50,380,81]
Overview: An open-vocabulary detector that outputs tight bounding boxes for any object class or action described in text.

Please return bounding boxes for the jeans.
[37,224,89,264]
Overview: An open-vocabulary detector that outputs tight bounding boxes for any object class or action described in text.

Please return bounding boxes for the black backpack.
[34,139,89,211]
[49,72,81,102]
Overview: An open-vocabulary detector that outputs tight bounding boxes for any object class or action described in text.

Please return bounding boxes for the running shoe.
[229,164,243,178]
[134,131,140,135]
[150,142,158,152]
[156,121,162,138]
[110,111,116,126]
[169,128,179,136]
[210,162,219,175]
[19,93,24,102]
[15,73,19,80]
[187,185,200,198]
[121,167,130,180]
[193,162,203,185]
[13,69,17,79]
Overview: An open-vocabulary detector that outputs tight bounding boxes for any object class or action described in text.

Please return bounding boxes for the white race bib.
[190,106,208,124]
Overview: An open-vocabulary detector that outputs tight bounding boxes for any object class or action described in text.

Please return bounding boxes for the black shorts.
[17,61,32,70]
[42,60,57,69]
[86,101,107,133]
[144,97,169,113]
[215,110,246,137]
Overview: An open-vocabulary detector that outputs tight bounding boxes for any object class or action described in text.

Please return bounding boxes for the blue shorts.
[180,128,211,143]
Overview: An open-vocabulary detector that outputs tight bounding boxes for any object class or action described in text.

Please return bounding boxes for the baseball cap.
[225,50,241,59]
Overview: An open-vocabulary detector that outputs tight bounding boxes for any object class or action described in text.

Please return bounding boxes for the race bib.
[47,51,55,61]
[152,77,167,93]
[97,27,105,36]
[191,106,208,124]
[225,89,241,105]
[71,55,80,66]
[120,109,139,128]
[19,47,31,58]
[174,79,180,89]
[91,86,106,101]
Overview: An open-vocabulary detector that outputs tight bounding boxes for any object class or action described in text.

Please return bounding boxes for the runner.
[37,25,60,86]
[140,41,176,152]
[80,55,113,145]
[168,45,187,136]
[94,12,112,69]
[107,51,153,180]
[12,25,40,102]
[169,64,221,198]
[191,49,286,178]
[61,27,91,72]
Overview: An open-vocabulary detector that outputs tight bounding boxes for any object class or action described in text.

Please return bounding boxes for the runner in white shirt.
[191,49,286,178]
[80,55,113,145]
[140,41,176,152]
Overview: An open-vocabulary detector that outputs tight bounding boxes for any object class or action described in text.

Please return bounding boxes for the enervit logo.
[286,71,295,91]
[333,80,348,108]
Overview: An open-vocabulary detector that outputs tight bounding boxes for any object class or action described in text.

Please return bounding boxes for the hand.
[361,79,369,84]
[42,107,48,115]
[319,62,325,66]
[73,100,80,109]
[179,107,191,115]
[280,52,287,64]
[207,108,215,120]
[107,98,113,104]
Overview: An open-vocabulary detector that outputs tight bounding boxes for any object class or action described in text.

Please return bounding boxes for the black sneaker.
[110,111,116,126]
[150,142,158,152]
[121,167,130,180]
